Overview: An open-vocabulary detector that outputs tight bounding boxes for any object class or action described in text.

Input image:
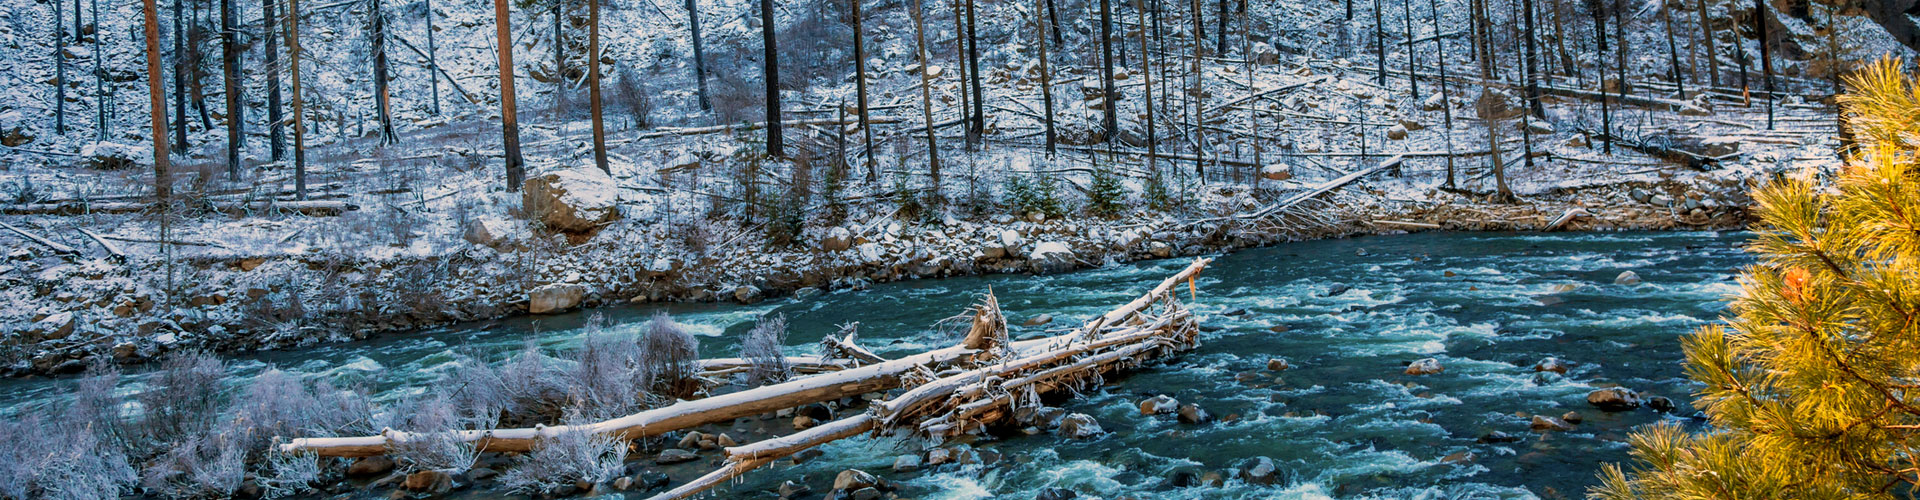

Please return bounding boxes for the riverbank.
[0,163,1770,377]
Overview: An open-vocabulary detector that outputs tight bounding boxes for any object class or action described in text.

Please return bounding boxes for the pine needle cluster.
[1593,57,1920,499]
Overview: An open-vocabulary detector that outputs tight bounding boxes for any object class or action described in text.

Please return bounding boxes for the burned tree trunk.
[1100,0,1117,142]
[143,0,171,200]
[1428,0,1456,189]
[1036,0,1057,154]
[1661,0,1683,96]
[287,0,307,198]
[263,0,284,161]
[964,0,984,147]
[1753,0,1773,129]
[852,0,874,180]
[494,0,527,188]
[1046,0,1062,44]
[760,0,782,157]
[371,0,398,146]
[1372,0,1385,85]
[1401,0,1419,99]
[1694,0,1718,88]
[685,0,709,110]
[426,0,440,114]
[54,0,67,135]
[588,0,607,173]
[171,0,188,149]
[910,0,940,193]
[1135,0,1156,176]
[91,0,107,141]
[1590,0,1612,154]
[221,0,242,179]
[1522,0,1542,118]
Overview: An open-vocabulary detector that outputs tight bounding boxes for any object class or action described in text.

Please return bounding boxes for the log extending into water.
[278,258,1212,477]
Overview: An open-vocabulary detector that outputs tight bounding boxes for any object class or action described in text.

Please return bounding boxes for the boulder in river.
[1059,413,1104,439]
[522,166,620,243]
[404,470,453,494]
[1614,271,1642,285]
[1267,358,1291,371]
[1029,242,1076,273]
[1587,387,1643,412]
[528,283,587,314]
[833,469,879,491]
[346,456,395,477]
[1023,313,1054,326]
[656,449,698,464]
[1239,456,1278,485]
[1327,283,1353,297]
[1405,358,1445,375]
[1561,411,1584,424]
[1477,431,1521,443]
[1530,415,1574,432]
[1037,488,1079,500]
[1139,395,1179,415]
[892,454,922,472]
[1647,396,1676,413]
[1178,403,1213,424]
[1533,357,1569,374]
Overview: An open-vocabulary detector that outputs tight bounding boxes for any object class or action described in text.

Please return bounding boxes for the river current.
[1,231,1754,499]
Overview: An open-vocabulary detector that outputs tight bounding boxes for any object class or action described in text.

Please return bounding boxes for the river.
[0,230,1753,499]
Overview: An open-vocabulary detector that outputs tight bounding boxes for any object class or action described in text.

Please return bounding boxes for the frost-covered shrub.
[258,451,322,499]
[141,420,248,498]
[640,312,701,397]
[389,395,482,474]
[564,313,651,418]
[0,411,138,500]
[235,369,376,451]
[497,420,627,494]
[439,342,565,426]
[612,63,653,129]
[138,351,229,447]
[742,314,791,386]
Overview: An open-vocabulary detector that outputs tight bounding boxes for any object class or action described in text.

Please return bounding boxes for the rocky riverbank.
[0,169,1758,377]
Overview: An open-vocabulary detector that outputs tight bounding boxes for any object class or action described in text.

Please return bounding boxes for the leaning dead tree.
[281,259,1211,499]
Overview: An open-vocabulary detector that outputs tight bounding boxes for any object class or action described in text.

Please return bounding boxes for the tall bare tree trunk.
[1099,0,1117,141]
[684,0,709,110]
[371,0,397,145]
[551,0,564,117]
[1428,0,1455,189]
[54,0,67,135]
[1189,0,1204,180]
[588,0,607,173]
[1753,0,1773,129]
[852,0,874,180]
[951,0,969,145]
[1661,0,1683,96]
[144,0,172,200]
[263,0,284,160]
[221,0,241,179]
[760,0,782,157]
[1371,0,1385,85]
[911,0,940,192]
[1134,0,1155,177]
[1592,0,1611,154]
[1694,0,1718,88]
[1045,0,1062,44]
[1402,0,1419,99]
[92,0,107,141]
[287,0,307,198]
[1522,0,1542,118]
[1036,0,1056,154]
[964,0,983,146]
[494,0,526,188]
[172,0,188,149]
[426,0,440,114]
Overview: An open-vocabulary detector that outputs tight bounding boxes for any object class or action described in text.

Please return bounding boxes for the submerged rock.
[1023,313,1054,326]
[1059,413,1104,439]
[1037,488,1078,500]
[1614,270,1642,285]
[1533,357,1569,374]
[656,449,698,464]
[1239,456,1278,485]
[1647,396,1676,413]
[1477,431,1522,443]
[403,470,452,494]
[777,480,811,499]
[1267,358,1291,371]
[1405,358,1445,375]
[1561,411,1584,424]
[1587,387,1643,412]
[1139,395,1179,415]
[1530,415,1574,432]
[892,454,922,472]
[833,469,879,491]
[1327,283,1353,297]
[346,456,395,477]
[1177,403,1213,425]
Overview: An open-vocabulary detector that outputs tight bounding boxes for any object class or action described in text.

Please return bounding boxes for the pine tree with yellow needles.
[1592,56,1920,499]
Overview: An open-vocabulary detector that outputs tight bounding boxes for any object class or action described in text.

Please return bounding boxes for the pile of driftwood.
[280,258,1211,499]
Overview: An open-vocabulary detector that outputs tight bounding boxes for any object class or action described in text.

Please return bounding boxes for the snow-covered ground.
[0,0,1892,372]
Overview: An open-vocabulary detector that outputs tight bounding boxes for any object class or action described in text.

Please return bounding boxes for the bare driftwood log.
[278,259,1213,500]
[643,258,1211,500]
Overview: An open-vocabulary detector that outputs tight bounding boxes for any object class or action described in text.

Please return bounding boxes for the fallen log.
[0,221,79,255]
[645,259,1210,500]
[280,258,1212,485]
[3,200,356,216]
